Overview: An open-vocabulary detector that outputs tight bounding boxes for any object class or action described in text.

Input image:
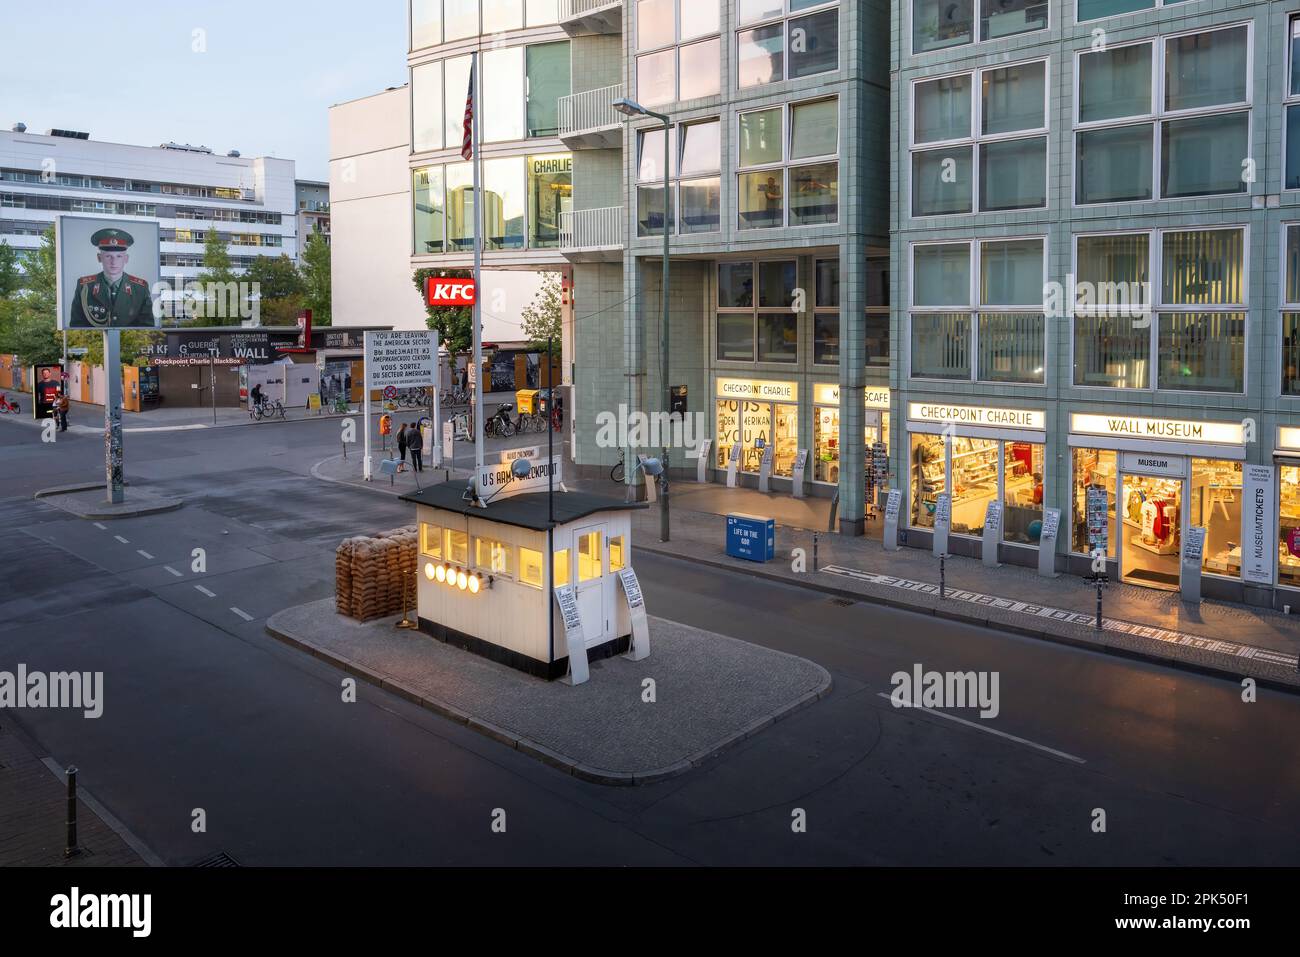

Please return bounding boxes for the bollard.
[1095,577,1104,630]
[812,531,819,572]
[65,766,80,858]
[939,555,946,599]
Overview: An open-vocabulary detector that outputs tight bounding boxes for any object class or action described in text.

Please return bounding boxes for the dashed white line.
[230,607,254,622]
[92,522,107,530]
[876,693,1086,765]
[113,535,130,544]
[194,585,216,598]
[164,566,183,577]
[137,549,154,560]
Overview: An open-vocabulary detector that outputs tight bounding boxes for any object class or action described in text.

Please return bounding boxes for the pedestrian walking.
[56,392,70,432]
[396,422,409,471]
[408,422,424,472]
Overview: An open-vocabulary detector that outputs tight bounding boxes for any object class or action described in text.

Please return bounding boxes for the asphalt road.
[1,413,1299,865]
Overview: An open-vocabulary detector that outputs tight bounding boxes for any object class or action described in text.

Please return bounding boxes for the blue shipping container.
[726,513,775,563]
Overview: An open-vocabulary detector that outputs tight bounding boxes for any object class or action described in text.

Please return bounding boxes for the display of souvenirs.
[1123,478,1180,555]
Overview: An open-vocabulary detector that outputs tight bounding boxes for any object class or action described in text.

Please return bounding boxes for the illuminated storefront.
[906,403,1046,546]
[1276,427,1300,591]
[811,384,891,485]
[1068,413,1247,590]
[714,377,798,477]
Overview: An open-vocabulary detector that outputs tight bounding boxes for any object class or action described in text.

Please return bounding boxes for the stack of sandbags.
[336,525,420,621]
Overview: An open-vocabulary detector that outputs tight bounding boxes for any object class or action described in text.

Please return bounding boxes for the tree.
[299,233,331,326]
[191,227,242,325]
[412,267,473,354]
[7,227,60,365]
[520,273,562,352]
[0,239,20,298]
[246,254,304,325]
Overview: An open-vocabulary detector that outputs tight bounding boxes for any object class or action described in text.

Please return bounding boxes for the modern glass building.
[560,0,891,534]
[894,0,1300,606]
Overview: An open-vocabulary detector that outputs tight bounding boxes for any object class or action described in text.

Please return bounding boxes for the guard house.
[400,484,646,679]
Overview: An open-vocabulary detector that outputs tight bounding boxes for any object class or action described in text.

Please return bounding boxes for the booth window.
[577,531,603,582]
[609,536,626,572]
[519,547,544,588]
[475,537,513,577]
[420,522,444,559]
[445,529,469,565]
[553,549,570,586]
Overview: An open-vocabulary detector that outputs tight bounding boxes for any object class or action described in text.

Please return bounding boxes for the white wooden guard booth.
[400,483,648,680]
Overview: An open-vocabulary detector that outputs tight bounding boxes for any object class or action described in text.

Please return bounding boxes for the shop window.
[911,59,1046,216]
[1192,459,1242,579]
[1003,443,1044,544]
[910,433,945,528]
[519,547,544,588]
[714,396,798,476]
[553,549,570,586]
[475,537,513,576]
[413,167,445,255]
[1071,448,1117,555]
[1075,27,1249,205]
[446,528,470,565]
[609,536,626,573]
[420,522,445,558]
[1281,466,1300,588]
[577,531,603,582]
[950,437,998,537]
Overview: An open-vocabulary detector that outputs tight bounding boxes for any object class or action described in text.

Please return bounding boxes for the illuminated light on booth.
[456,570,468,591]
[424,562,436,581]
[468,574,481,594]
[435,564,447,583]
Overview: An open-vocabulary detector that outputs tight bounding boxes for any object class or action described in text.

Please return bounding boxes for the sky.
[0,0,408,181]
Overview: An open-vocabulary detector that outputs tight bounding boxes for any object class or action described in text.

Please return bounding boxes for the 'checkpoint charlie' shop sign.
[364,330,438,389]
[715,378,797,402]
[908,403,1045,430]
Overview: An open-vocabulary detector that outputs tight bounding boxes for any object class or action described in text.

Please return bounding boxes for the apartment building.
[894,0,1300,605]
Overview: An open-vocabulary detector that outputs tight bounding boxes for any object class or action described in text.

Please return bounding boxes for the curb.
[632,540,1300,696]
[309,454,466,498]
[265,607,832,787]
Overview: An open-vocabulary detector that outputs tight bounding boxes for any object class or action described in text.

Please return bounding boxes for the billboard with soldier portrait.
[56,215,161,330]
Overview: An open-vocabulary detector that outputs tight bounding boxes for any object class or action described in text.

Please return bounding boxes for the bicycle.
[331,394,350,414]
[0,393,20,414]
[610,448,625,483]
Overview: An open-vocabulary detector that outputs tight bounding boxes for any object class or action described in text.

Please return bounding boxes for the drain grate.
[828,597,856,607]
[190,850,240,867]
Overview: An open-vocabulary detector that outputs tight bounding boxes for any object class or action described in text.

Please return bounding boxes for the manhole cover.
[190,851,240,867]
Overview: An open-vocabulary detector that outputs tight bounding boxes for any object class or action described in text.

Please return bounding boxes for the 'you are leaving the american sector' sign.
[364,330,438,389]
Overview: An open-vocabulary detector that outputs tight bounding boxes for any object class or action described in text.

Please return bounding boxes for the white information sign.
[1241,465,1278,585]
[883,489,902,552]
[501,445,540,463]
[553,586,589,685]
[758,443,774,493]
[792,448,808,498]
[981,500,1003,568]
[442,420,454,461]
[726,442,741,488]
[477,456,562,502]
[932,492,952,557]
[696,438,712,484]
[364,331,438,390]
[1181,526,1206,604]
[617,567,650,662]
[1038,507,1061,578]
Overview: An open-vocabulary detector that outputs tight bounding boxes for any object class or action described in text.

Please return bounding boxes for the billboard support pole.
[363,330,372,481]
[104,330,124,504]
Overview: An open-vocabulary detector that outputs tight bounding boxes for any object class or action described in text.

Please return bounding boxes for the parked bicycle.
[250,398,285,421]
[484,403,516,438]
[397,387,431,408]
[331,394,350,413]
[610,448,625,483]
[0,393,20,414]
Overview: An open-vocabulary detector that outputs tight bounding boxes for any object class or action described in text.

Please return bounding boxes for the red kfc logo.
[425,277,476,307]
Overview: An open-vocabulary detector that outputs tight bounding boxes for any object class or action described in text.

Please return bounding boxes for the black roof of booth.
[401,483,646,531]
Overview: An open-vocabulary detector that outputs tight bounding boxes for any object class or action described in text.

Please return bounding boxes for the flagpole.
[470,50,485,503]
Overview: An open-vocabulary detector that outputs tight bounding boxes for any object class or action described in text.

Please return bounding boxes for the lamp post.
[614,97,672,542]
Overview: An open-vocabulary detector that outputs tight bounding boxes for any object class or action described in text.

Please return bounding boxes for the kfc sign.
[425,278,476,307]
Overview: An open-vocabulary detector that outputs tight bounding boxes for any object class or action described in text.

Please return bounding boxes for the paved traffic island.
[35,483,182,519]
[266,597,831,785]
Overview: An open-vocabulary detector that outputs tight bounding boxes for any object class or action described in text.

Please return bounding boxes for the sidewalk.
[0,723,149,866]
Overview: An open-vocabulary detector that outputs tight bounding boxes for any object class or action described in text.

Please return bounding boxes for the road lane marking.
[194,585,216,598]
[876,693,1086,765]
[113,535,130,544]
[92,522,106,530]
[137,549,154,559]
[230,607,254,621]
[164,566,183,577]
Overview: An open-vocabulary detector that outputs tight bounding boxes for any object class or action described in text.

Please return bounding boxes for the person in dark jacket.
[408,422,423,472]
[396,423,409,471]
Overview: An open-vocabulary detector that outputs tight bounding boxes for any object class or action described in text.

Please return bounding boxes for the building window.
[738,98,838,229]
[1076,27,1250,205]
[482,0,524,31]
[552,548,570,586]
[413,166,446,254]
[1286,18,1300,190]
[911,59,1047,216]
[812,257,890,367]
[913,0,1045,55]
[577,530,603,581]
[444,0,479,41]
[609,536,626,572]
[909,239,1045,383]
[1281,465,1300,588]
[526,42,570,137]
[518,547,544,587]
[1078,0,1192,25]
[911,433,1044,543]
[1284,225,1300,395]
[482,157,526,249]
[1072,228,1245,392]
[738,1,839,88]
[412,63,444,152]
[412,0,442,49]
[637,119,721,236]
[475,536,513,576]
[527,154,572,249]
[445,528,470,565]
[635,0,721,107]
[716,260,798,363]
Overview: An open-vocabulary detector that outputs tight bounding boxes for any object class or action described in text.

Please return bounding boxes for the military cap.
[90,227,134,251]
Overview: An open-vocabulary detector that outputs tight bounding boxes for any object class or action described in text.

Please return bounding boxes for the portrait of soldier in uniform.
[67,227,157,328]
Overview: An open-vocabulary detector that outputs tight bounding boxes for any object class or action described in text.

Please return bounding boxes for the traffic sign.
[383,385,398,400]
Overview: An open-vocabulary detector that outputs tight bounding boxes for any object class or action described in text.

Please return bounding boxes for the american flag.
[461,58,474,161]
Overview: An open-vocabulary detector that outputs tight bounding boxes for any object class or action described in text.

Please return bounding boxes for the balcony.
[557,0,623,36]
[558,84,624,149]
[559,206,624,261]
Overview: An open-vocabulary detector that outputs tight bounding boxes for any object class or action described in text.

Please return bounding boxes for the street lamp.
[613,97,672,542]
